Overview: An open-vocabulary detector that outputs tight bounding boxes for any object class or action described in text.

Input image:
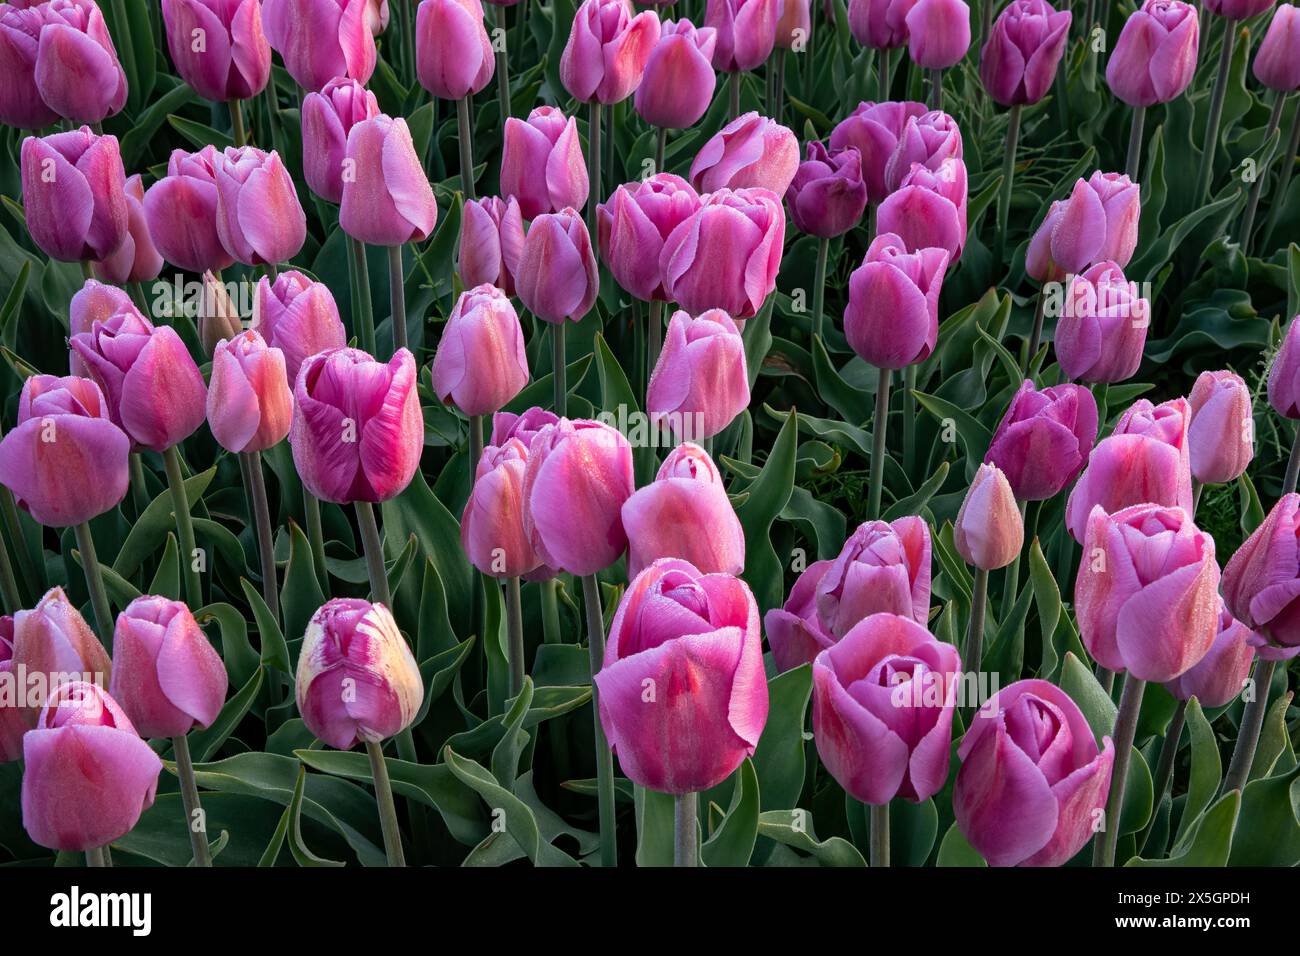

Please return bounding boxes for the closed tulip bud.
[877,157,968,261]
[706,0,781,71]
[0,617,21,762]
[1268,315,1300,418]
[785,143,869,238]
[776,0,810,47]
[162,0,272,102]
[1106,0,1199,107]
[500,106,589,220]
[763,560,836,671]
[459,195,525,294]
[251,270,347,383]
[522,418,635,576]
[1026,174,1140,282]
[1204,0,1275,19]
[980,0,1072,106]
[813,613,960,804]
[339,114,438,246]
[301,77,381,204]
[598,174,701,301]
[198,269,243,358]
[108,596,228,738]
[829,100,928,202]
[461,437,542,577]
[262,0,376,91]
[1164,601,1257,707]
[21,681,161,851]
[0,4,59,128]
[289,347,422,504]
[296,599,423,749]
[595,558,768,793]
[366,0,388,32]
[561,0,660,104]
[884,109,963,193]
[622,442,746,579]
[1065,397,1193,541]
[143,146,237,274]
[1055,261,1149,383]
[25,0,127,124]
[20,127,127,263]
[68,279,131,374]
[848,0,916,49]
[660,187,785,321]
[1222,493,1300,658]
[416,0,495,100]
[954,463,1023,570]
[955,679,1114,867]
[1188,371,1255,484]
[71,310,208,452]
[647,309,750,440]
[515,208,599,324]
[634,18,718,129]
[1254,5,1300,91]
[817,516,932,638]
[213,146,307,265]
[8,587,113,726]
[985,380,1099,501]
[207,330,294,454]
[690,112,800,194]
[490,406,559,447]
[431,284,530,416]
[92,175,163,286]
[844,231,948,368]
[905,0,971,68]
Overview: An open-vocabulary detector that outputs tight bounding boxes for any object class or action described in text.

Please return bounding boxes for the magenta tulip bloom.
[301,76,381,204]
[500,106,589,221]
[905,0,970,68]
[817,517,931,638]
[660,187,785,321]
[262,0,376,91]
[985,380,1099,501]
[597,174,700,301]
[954,463,1024,570]
[1105,0,1199,108]
[635,18,718,129]
[706,0,781,71]
[1187,370,1255,484]
[339,114,438,246]
[109,596,229,739]
[459,195,525,294]
[1076,503,1220,681]
[829,100,928,202]
[17,0,127,124]
[206,330,294,454]
[0,3,59,128]
[522,418,635,576]
[1204,0,1275,19]
[690,112,800,194]
[0,374,129,527]
[647,309,750,441]
[0,617,21,762]
[431,284,530,416]
[561,0,660,104]
[1222,493,1300,658]
[461,436,542,578]
[980,0,1071,106]
[785,142,869,238]
[68,281,132,375]
[21,681,162,852]
[212,146,307,265]
[1255,5,1300,91]
[491,406,559,447]
[20,127,126,263]
[813,612,960,804]
[1055,261,1149,384]
[764,560,836,672]
[92,175,163,286]
[250,270,347,383]
[877,156,968,261]
[844,231,948,369]
[289,347,422,504]
[1267,315,1300,418]
[1164,601,1257,708]
[296,599,424,750]
[1026,172,1140,281]
[515,208,599,324]
[8,587,113,726]
[143,146,237,274]
[883,108,963,193]
[162,0,271,102]
[955,679,1114,867]
[596,559,768,793]
[416,0,495,100]
[622,443,745,579]
[847,0,917,49]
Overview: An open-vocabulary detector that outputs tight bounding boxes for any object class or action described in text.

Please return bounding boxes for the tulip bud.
[26,0,128,124]
[985,380,1099,501]
[262,0,376,91]
[91,175,163,286]
[561,0,661,104]
[1204,0,1275,19]
[1105,0,1199,108]
[763,560,837,672]
[646,309,750,441]
[20,127,127,263]
[706,0,781,71]
[143,146,238,274]
[0,5,60,129]
[1187,370,1254,484]
[416,0,495,100]
[516,208,599,324]
[500,106,589,220]
[847,0,915,49]
[844,231,948,368]
[491,406,559,447]
[250,270,347,383]
[817,516,932,638]
[8,587,113,726]
[198,269,243,358]
[301,77,381,204]
[776,0,810,47]
[431,284,530,416]
[635,19,718,130]
[1268,315,1300,418]
[1055,261,1149,383]
[829,100,928,202]
[884,109,963,193]
[1164,602,1257,708]
[213,146,308,266]
[339,114,438,246]
[905,0,971,69]
[366,0,389,32]
[980,0,1071,106]
[595,559,769,793]
[954,463,1023,570]
[459,195,525,294]
[461,437,542,577]
[1026,172,1140,281]
[0,374,130,527]
[69,279,131,374]
[1254,5,1300,91]
[690,112,800,195]
[0,617,22,762]
[1222,493,1300,659]
[296,599,424,749]
[289,347,422,504]
[597,174,701,301]
[876,156,968,261]
[785,143,869,238]
[207,330,294,454]
[162,0,272,102]
[955,680,1114,866]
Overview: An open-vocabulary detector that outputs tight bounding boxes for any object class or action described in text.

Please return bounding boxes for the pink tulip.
[21,681,162,851]
[1187,370,1254,484]
[847,0,917,49]
[68,280,132,375]
[1255,5,1300,91]
[980,0,1071,106]
[634,18,718,129]
[197,269,242,358]
[764,560,837,672]
[206,330,294,454]
[775,0,810,47]
[561,0,661,104]
[1076,503,1220,681]
[522,418,635,576]
[213,146,307,265]
[1164,601,1257,708]
[491,406,559,447]
[984,380,1099,501]
[785,142,869,238]
[431,284,530,416]
[142,146,237,274]
[108,596,229,739]
[646,309,749,441]
[500,106,589,221]
[262,0,376,91]
[13,0,127,124]
[595,558,768,793]
[1105,0,1199,108]
[955,679,1114,867]
[0,617,22,762]
[706,0,781,71]
[1026,173,1140,281]
[1222,493,1300,659]
[1204,0,1275,19]
[844,231,948,368]
[20,127,127,263]
[1267,315,1300,418]
[416,0,495,100]
[515,208,599,324]
[905,0,971,69]
[622,442,745,579]
[876,156,968,261]
[461,436,542,577]
[459,195,525,294]
[954,463,1023,570]
[7,587,113,726]
[296,599,424,749]
[301,76,381,204]
[365,0,388,32]
[289,347,422,504]
[0,3,59,128]
[829,100,928,202]
[339,114,438,246]
[162,0,272,102]
[690,112,800,195]
[813,612,960,803]
[597,174,701,301]
[0,374,129,527]
[92,175,163,285]
[250,270,348,383]
[817,516,931,638]
[883,109,963,193]
[1054,261,1149,383]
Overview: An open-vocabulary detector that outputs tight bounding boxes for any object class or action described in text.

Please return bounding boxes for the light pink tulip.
[1054,261,1149,384]
[1187,370,1255,485]
[690,112,800,195]
[764,560,837,672]
[817,516,932,638]
[143,146,237,274]
[92,175,163,285]
[250,270,348,383]
[954,463,1023,570]
[844,231,948,368]
[561,0,661,104]
[207,330,294,454]
[1026,172,1140,282]
[634,19,718,129]
[459,195,525,294]
[706,0,781,71]
[515,208,599,324]
[829,99,928,202]
[431,284,530,416]
[500,106,589,220]
[301,76,381,204]
[415,0,495,100]
[213,146,308,265]
[7,587,113,727]
[20,127,127,263]
[597,174,701,301]
[262,0,376,91]
[1164,601,1257,708]
[647,309,749,441]
[461,436,542,578]
[339,114,438,246]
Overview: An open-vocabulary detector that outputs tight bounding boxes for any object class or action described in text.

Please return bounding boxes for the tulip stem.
[1024,287,1046,373]
[228,99,246,148]
[388,245,407,353]
[647,300,663,392]
[162,446,203,610]
[129,452,148,517]
[581,573,618,867]
[1222,657,1277,796]
[1124,106,1146,183]
[1094,675,1146,867]
[241,452,279,624]
[654,126,667,174]
[728,72,741,120]
[811,237,829,343]
[868,367,892,519]
[902,364,917,476]
[965,567,989,675]
[1000,500,1029,620]
[1138,698,1186,854]
[457,96,476,201]
[996,104,1021,266]
[355,501,391,607]
[84,846,108,868]
[469,414,484,473]
[1,483,39,602]
[1284,425,1300,498]
[552,323,567,416]
[303,489,329,595]
[506,576,524,697]
[348,236,377,356]
[172,734,212,867]
[365,740,407,867]
[869,803,890,867]
[73,521,113,647]
[1241,93,1287,256]
[927,69,942,110]
[1261,97,1300,251]
[980,0,994,48]
[494,9,511,130]
[674,792,699,866]
[1196,21,1237,206]
[878,47,891,99]
[588,101,603,237]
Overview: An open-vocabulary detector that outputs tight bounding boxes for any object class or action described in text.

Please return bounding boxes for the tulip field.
[2,0,1300,883]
